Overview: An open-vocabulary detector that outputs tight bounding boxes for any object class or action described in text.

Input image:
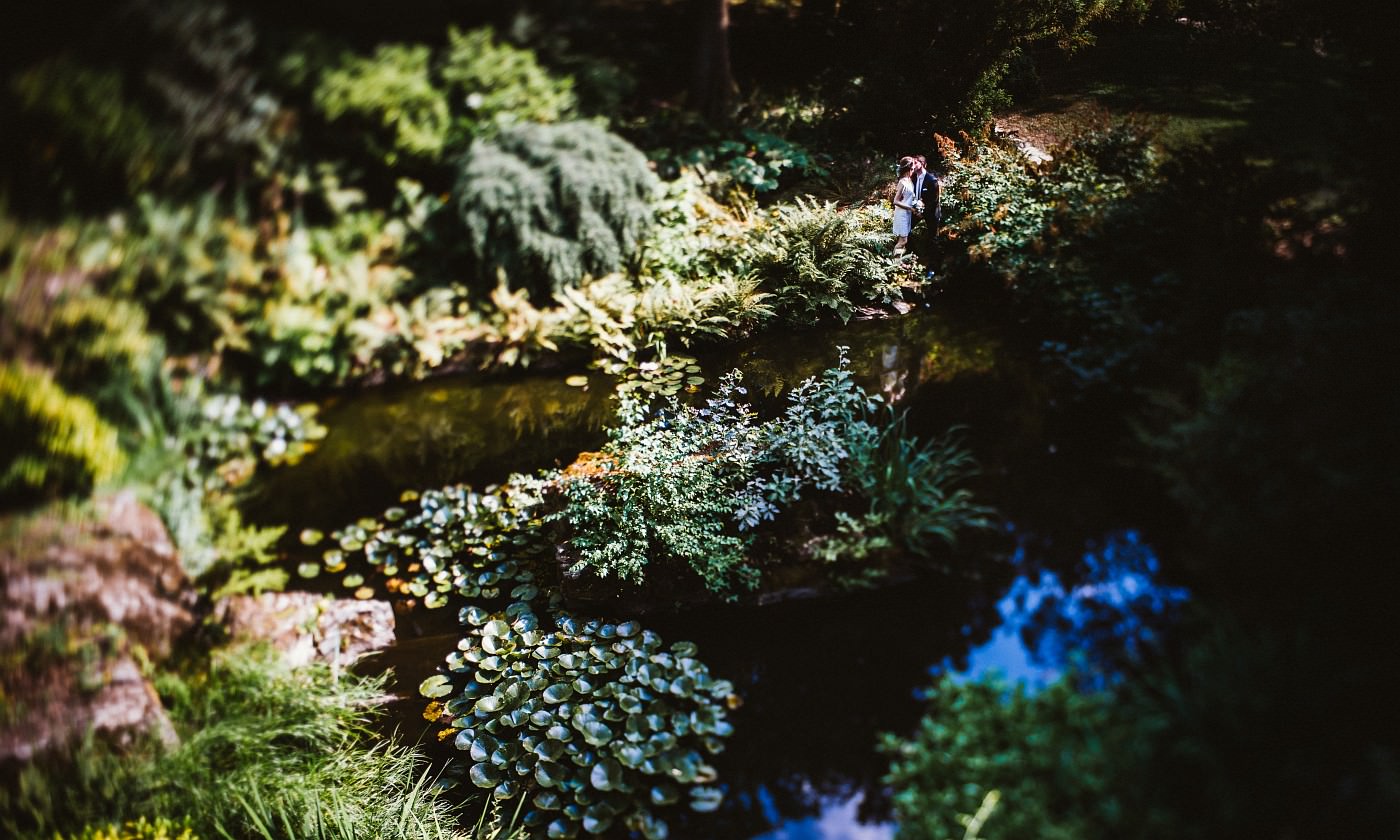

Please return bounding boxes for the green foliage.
[87,194,261,356]
[555,372,765,592]
[734,357,882,526]
[8,56,173,194]
[940,119,1169,383]
[76,171,416,388]
[858,421,993,555]
[0,645,465,840]
[736,354,992,560]
[146,389,321,581]
[556,354,991,592]
[880,674,1138,840]
[427,601,733,839]
[747,199,919,324]
[132,0,278,171]
[455,121,660,299]
[316,44,451,165]
[0,362,125,504]
[944,120,1159,286]
[440,27,578,138]
[882,624,1400,839]
[5,2,276,202]
[657,129,829,194]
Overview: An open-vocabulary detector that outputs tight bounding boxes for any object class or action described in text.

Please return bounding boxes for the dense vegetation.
[3,0,1397,837]
[3,645,471,840]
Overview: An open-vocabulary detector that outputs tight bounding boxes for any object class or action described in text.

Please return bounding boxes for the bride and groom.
[892,155,940,256]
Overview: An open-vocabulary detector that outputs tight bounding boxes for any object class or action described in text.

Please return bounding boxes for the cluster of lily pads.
[611,354,706,399]
[421,600,734,839]
[298,476,547,602]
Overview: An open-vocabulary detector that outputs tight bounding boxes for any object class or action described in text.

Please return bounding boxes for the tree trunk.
[693,0,737,120]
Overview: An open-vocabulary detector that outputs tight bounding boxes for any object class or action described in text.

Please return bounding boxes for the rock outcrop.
[215,591,395,671]
[1,492,196,763]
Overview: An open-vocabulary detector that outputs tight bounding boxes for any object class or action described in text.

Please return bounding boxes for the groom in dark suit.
[912,155,941,228]
[911,155,942,267]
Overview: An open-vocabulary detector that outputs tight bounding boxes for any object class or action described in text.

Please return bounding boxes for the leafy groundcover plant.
[553,350,993,595]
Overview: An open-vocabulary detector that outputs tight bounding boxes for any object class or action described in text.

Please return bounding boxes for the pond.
[249,308,1191,838]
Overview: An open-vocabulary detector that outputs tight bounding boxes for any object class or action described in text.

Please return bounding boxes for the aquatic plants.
[424,600,734,839]
[302,477,548,605]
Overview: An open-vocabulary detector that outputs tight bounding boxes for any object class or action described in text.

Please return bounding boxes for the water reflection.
[246,310,1187,838]
[244,370,616,526]
[949,528,1190,690]
[647,571,1006,839]
[246,312,1005,530]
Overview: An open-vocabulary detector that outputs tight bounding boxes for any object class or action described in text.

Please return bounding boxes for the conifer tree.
[455,121,659,299]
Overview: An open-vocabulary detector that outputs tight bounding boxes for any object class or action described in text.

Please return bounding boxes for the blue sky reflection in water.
[747,529,1188,839]
[949,528,1190,688]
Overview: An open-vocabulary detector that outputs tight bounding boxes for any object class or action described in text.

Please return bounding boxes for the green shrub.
[315,43,451,165]
[555,372,766,592]
[747,199,915,324]
[555,354,992,592]
[440,27,577,137]
[0,362,125,504]
[880,675,1137,840]
[657,129,829,194]
[313,25,575,169]
[455,121,660,299]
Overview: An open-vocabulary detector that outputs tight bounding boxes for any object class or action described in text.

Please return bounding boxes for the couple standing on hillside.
[891,154,940,257]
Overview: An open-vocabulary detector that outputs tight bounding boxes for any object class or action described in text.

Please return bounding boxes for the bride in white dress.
[892,156,918,255]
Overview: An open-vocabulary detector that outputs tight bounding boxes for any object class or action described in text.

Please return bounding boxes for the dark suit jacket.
[913,170,940,218]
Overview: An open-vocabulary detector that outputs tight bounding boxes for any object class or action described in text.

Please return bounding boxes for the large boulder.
[1,492,196,763]
[214,591,395,671]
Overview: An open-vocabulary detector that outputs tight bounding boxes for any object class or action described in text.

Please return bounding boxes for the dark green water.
[252,309,1186,838]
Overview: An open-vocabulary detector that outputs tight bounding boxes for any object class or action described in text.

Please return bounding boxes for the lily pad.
[470,762,503,788]
[420,675,453,698]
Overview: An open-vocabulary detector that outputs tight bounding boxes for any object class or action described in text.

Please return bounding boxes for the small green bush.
[554,354,992,592]
[880,674,1134,840]
[556,372,766,592]
[455,121,660,299]
[657,129,828,194]
[0,362,125,504]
